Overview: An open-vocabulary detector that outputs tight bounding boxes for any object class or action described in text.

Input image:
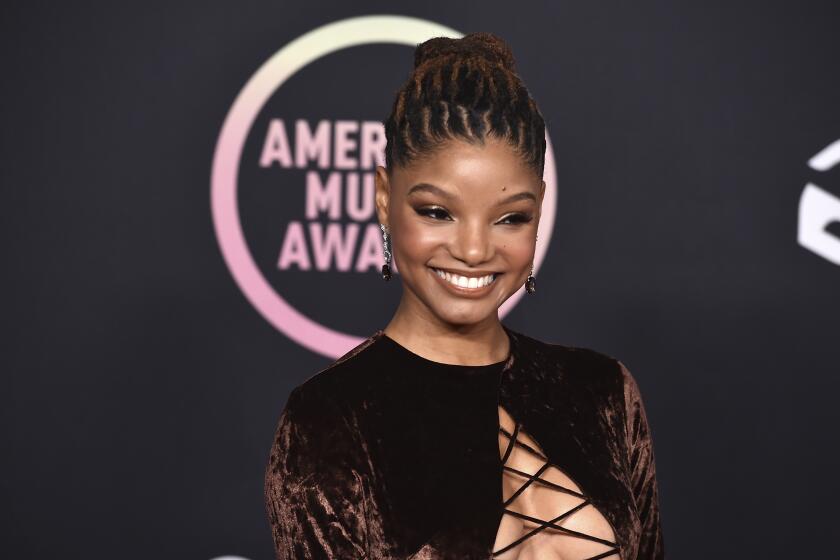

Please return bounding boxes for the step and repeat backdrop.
[3,2,839,559]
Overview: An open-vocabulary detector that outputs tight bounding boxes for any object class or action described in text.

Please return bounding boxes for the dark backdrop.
[3,1,839,558]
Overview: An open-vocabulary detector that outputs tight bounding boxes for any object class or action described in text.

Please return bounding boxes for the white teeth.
[433,268,496,289]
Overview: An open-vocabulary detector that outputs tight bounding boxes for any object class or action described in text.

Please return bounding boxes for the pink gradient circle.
[210,15,558,359]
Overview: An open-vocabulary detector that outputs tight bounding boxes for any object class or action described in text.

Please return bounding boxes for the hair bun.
[414,32,517,72]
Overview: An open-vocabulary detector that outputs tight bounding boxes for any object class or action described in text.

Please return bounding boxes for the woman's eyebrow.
[408,183,454,199]
[496,191,537,205]
[408,182,536,205]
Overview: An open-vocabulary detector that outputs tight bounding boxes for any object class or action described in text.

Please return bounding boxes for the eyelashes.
[414,206,533,225]
[499,213,534,225]
[416,207,452,221]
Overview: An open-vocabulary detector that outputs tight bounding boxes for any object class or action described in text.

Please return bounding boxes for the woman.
[265,32,665,560]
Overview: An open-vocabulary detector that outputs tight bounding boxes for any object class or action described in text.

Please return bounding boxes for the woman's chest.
[358,371,639,559]
[493,404,625,560]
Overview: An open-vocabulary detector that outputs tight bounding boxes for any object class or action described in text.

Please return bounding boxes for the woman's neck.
[383,302,510,366]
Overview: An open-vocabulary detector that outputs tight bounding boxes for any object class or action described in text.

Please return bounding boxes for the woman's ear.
[374,165,391,227]
[535,179,547,224]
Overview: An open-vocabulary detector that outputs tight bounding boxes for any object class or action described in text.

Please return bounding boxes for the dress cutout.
[493,405,621,560]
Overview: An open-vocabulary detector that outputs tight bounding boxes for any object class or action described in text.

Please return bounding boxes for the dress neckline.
[375,328,511,370]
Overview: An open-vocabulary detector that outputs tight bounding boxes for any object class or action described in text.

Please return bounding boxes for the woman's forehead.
[393,138,538,189]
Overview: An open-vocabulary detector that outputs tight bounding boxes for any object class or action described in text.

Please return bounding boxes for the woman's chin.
[428,302,499,327]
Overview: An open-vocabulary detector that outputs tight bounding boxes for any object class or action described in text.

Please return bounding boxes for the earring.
[380,223,392,281]
[525,263,536,294]
[525,232,537,294]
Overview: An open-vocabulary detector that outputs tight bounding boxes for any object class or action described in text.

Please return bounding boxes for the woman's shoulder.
[510,327,634,393]
[288,330,386,410]
[510,329,648,429]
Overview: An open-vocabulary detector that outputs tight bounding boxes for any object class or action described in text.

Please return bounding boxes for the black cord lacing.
[492,423,621,559]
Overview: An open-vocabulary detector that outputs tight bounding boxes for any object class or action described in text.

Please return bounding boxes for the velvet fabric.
[265,324,665,559]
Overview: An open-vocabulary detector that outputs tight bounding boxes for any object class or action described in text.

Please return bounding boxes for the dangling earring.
[380,223,392,281]
[525,232,537,294]
[525,262,536,294]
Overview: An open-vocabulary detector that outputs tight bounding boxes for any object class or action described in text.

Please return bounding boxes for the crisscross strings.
[492,424,621,559]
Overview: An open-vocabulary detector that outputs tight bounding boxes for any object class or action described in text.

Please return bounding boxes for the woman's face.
[375,136,546,327]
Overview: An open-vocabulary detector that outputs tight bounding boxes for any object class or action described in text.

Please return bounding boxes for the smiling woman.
[381,136,543,321]
[265,31,665,560]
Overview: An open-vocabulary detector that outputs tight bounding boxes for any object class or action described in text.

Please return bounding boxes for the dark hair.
[383,32,546,179]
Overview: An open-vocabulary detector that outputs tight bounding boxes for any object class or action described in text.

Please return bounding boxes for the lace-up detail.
[493,407,621,559]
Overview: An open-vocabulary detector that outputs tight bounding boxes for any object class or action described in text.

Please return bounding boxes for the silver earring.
[380,223,392,281]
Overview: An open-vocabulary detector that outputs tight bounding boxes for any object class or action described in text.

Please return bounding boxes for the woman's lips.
[428,266,501,298]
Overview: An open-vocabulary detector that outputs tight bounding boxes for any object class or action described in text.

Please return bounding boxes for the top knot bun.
[413,32,517,72]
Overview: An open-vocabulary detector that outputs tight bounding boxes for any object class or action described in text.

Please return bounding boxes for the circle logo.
[211,15,558,359]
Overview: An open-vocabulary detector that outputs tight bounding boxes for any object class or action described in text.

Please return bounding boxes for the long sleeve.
[619,361,665,559]
[264,385,371,559]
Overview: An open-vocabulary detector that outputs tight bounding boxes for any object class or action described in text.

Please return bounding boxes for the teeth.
[433,268,496,289]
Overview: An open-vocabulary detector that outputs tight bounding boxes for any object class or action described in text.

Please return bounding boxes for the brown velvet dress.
[265,324,665,559]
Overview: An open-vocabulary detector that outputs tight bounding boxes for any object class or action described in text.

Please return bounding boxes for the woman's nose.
[453,222,493,265]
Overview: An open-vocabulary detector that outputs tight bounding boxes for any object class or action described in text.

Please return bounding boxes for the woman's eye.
[498,213,533,225]
[415,208,532,224]
[416,207,452,221]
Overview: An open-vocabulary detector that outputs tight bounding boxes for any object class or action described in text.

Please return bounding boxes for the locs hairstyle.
[383,32,547,179]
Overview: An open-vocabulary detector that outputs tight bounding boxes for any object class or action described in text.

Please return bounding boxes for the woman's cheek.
[400,222,447,260]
